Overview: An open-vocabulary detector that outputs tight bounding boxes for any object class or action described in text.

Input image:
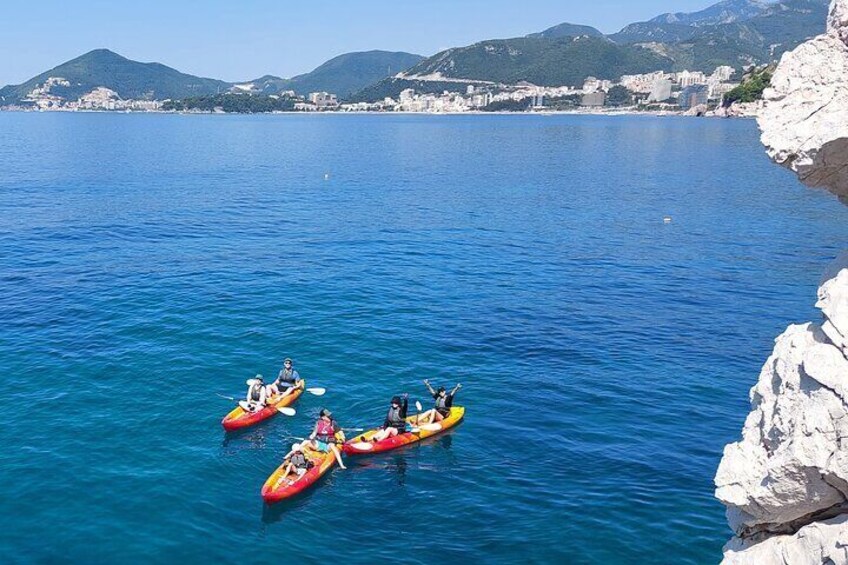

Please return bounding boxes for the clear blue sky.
[0,0,717,86]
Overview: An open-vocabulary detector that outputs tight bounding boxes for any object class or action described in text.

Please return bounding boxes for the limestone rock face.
[717,4,848,562]
[758,0,848,200]
[715,256,848,563]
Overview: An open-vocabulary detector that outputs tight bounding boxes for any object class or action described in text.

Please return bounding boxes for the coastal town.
[4,64,748,115]
[3,61,756,115]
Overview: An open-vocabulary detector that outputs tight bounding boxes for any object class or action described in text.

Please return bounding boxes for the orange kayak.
[261,443,337,503]
[343,406,464,455]
[221,382,305,431]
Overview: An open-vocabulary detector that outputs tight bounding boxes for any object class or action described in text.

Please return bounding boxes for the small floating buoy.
[324,173,330,181]
[663,216,672,224]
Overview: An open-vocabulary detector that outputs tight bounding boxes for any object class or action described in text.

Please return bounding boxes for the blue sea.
[1,113,847,564]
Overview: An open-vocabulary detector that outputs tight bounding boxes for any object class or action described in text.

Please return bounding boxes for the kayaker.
[240,375,267,413]
[370,394,410,442]
[267,357,302,397]
[423,380,462,424]
[282,443,313,484]
[308,409,347,469]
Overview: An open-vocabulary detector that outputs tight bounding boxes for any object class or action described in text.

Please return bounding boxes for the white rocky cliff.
[758,0,848,200]
[715,1,848,563]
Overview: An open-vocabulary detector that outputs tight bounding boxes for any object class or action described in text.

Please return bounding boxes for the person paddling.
[267,357,302,397]
[308,409,347,469]
[423,380,462,424]
[282,443,313,485]
[240,375,267,413]
[370,394,410,442]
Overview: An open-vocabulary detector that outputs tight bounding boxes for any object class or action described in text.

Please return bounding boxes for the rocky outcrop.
[722,515,848,565]
[716,1,848,563]
[758,0,848,201]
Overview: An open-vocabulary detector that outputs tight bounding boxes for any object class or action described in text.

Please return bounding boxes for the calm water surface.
[1,113,847,564]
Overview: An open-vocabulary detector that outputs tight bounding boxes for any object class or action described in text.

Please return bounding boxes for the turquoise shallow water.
[1,113,847,564]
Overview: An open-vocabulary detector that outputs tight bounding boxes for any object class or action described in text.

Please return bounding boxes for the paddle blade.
[349,442,373,452]
[277,406,296,416]
[415,401,423,412]
[306,387,326,396]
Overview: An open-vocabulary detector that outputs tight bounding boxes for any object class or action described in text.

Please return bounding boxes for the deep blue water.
[1,113,847,564]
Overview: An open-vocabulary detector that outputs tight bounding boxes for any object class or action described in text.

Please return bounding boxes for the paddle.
[276,406,296,416]
[306,387,326,396]
[414,401,423,425]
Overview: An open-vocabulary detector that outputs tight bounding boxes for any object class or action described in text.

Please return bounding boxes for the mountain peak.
[527,22,605,40]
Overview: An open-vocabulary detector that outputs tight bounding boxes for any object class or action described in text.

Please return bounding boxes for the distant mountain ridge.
[648,0,769,26]
[349,0,828,102]
[0,49,423,105]
[0,0,832,107]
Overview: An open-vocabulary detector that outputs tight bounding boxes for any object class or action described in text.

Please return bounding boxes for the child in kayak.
[370,394,410,442]
[422,380,462,424]
[240,375,267,413]
[308,409,347,469]
[267,357,302,397]
[282,443,314,485]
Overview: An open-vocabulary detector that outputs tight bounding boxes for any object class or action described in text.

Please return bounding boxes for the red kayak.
[221,383,305,431]
[343,406,465,455]
[261,443,337,504]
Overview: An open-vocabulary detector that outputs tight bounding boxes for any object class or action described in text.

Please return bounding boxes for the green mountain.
[288,51,423,97]
[239,51,423,98]
[527,23,605,39]
[0,49,229,104]
[0,49,423,106]
[398,36,672,86]
[609,0,828,71]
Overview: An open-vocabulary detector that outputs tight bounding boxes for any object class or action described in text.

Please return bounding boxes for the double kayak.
[261,443,337,504]
[221,382,305,431]
[343,406,465,455]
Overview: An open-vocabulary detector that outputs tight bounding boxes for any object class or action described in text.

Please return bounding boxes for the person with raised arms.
[369,393,410,442]
[267,357,302,397]
[308,409,347,469]
[240,375,267,413]
[422,380,462,424]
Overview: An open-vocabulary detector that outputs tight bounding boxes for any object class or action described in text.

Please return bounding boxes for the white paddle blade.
[306,387,326,396]
[277,406,296,416]
[349,442,373,451]
[415,401,423,412]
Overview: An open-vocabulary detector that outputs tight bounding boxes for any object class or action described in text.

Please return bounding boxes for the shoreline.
[0,107,756,119]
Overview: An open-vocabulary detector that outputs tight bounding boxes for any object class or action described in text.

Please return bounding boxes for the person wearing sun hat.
[239,374,267,413]
[282,442,314,485]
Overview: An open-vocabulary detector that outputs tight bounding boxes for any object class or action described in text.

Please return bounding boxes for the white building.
[647,79,673,103]
[308,92,338,108]
[677,70,707,87]
[711,65,735,82]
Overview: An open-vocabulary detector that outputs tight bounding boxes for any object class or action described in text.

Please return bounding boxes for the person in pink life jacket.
[308,409,346,469]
